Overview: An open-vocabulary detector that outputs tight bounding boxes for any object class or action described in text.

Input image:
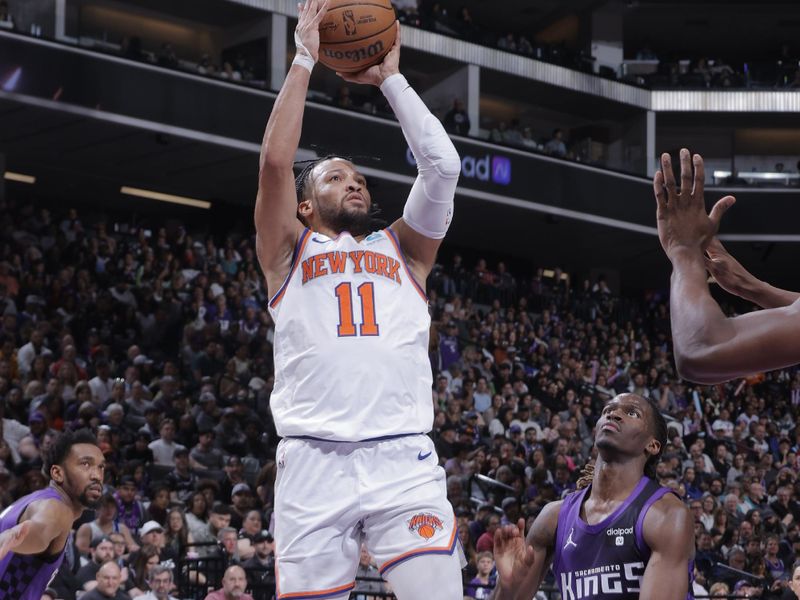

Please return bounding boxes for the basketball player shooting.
[0,429,105,599]
[490,394,694,600]
[654,148,800,384]
[255,1,463,598]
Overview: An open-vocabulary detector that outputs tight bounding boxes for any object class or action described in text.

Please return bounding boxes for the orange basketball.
[418,524,435,539]
[318,0,397,73]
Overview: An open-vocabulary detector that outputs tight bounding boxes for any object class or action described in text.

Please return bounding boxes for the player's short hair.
[44,428,98,474]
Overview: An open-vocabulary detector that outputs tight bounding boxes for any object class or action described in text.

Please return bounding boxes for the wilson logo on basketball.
[321,40,385,63]
[408,513,444,540]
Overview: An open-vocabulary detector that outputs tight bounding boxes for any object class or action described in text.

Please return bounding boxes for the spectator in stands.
[242,528,274,581]
[520,127,539,150]
[138,520,179,566]
[497,33,517,53]
[353,544,385,598]
[144,483,171,525]
[76,493,139,556]
[218,526,241,564]
[465,551,495,599]
[443,99,470,136]
[165,447,196,502]
[81,561,131,600]
[543,128,567,157]
[190,423,224,471]
[148,418,185,466]
[184,491,209,542]
[76,536,116,591]
[238,508,263,543]
[127,544,161,596]
[164,507,193,557]
[219,455,246,500]
[0,1,13,26]
[16,326,51,378]
[135,564,177,600]
[114,475,146,533]
[124,431,154,466]
[108,531,129,567]
[220,62,242,82]
[741,481,767,514]
[204,565,253,600]
[0,393,29,463]
[229,482,256,530]
[194,502,232,557]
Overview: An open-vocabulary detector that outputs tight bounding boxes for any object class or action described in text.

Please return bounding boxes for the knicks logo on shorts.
[408,513,444,540]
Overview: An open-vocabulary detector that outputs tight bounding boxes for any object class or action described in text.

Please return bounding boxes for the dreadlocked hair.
[644,396,668,480]
[576,461,594,490]
[293,154,387,231]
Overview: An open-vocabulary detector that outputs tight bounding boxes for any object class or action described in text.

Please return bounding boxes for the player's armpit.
[640,495,694,600]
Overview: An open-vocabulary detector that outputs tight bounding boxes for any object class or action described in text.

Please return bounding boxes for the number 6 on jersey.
[335,281,380,337]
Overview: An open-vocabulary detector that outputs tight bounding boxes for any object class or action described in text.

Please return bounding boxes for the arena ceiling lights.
[3,171,36,184]
[120,186,211,210]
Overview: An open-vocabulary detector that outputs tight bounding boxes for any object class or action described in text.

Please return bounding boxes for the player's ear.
[297,199,313,219]
[50,464,64,484]
[645,438,662,459]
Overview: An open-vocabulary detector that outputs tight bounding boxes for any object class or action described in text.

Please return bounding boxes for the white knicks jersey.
[268,227,433,441]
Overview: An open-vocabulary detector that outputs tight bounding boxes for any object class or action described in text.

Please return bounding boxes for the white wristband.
[292,53,316,74]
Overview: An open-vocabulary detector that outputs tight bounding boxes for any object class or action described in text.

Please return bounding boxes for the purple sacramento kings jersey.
[552,476,694,600]
[0,487,69,599]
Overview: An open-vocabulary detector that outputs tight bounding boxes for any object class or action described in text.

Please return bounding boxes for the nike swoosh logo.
[417,451,432,460]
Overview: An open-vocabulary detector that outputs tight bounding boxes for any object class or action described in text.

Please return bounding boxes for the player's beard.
[324,205,372,237]
[318,200,385,237]
[69,474,102,509]
[79,487,102,509]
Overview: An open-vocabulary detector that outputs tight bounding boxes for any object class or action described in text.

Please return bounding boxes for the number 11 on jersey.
[335,282,380,337]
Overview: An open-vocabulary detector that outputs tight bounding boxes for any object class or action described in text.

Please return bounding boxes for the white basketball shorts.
[273,434,461,599]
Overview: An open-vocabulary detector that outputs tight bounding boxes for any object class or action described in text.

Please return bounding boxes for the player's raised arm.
[255,0,329,296]
[654,149,800,383]
[639,494,695,600]
[337,24,461,284]
[490,503,560,600]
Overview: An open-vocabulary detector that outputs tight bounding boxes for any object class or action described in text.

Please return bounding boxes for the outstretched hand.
[294,0,331,63]
[0,521,31,562]
[653,149,735,260]
[493,518,535,591]
[336,21,401,87]
[704,237,756,299]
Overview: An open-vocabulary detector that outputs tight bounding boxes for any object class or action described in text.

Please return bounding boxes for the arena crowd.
[1,197,799,599]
